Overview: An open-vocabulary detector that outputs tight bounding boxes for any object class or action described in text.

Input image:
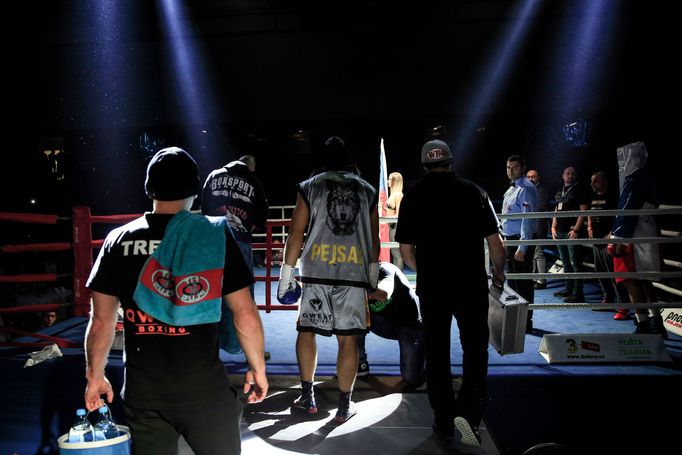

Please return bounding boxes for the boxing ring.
[2,205,682,455]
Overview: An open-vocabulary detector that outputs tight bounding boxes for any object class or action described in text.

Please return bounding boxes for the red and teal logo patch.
[139,257,222,307]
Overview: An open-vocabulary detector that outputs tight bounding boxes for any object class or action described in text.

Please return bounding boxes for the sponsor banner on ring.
[661,308,682,337]
[539,333,671,363]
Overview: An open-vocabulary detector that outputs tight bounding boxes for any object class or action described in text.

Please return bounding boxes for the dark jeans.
[123,385,242,455]
[358,312,425,386]
[556,231,584,297]
[419,288,489,428]
[533,221,548,283]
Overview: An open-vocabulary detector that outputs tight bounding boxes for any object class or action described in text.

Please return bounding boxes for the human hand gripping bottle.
[68,408,93,443]
[93,405,120,440]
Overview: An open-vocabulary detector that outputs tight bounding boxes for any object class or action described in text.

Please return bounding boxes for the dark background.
[0,0,676,216]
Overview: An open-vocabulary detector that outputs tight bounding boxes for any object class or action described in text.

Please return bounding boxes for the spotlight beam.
[451,0,542,159]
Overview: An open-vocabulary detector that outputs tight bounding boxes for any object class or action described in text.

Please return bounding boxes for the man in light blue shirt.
[501,155,538,331]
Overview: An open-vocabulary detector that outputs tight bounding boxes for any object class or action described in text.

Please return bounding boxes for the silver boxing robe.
[297,170,377,288]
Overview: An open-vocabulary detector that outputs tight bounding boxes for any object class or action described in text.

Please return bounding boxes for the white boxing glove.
[368,262,379,291]
[277,263,301,304]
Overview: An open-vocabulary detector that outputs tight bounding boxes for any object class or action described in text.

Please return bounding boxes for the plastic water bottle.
[68,408,93,443]
[93,405,119,440]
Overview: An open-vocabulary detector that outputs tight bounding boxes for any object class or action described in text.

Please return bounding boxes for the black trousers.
[419,288,489,428]
[124,385,242,455]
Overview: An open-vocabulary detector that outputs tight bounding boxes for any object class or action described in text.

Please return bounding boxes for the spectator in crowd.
[501,155,538,331]
[40,311,57,328]
[526,169,551,290]
[552,166,591,303]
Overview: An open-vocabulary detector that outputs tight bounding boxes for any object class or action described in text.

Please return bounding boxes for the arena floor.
[2,274,680,454]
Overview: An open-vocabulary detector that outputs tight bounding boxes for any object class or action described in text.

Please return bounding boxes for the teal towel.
[134,211,226,326]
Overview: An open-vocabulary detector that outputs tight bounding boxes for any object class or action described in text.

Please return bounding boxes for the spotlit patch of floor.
[247,393,403,442]
[326,393,402,437]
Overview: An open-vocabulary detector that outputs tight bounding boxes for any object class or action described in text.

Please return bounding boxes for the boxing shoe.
[613,308,630,320]
[553,289,570,297]
[291,393,318,415]
[334,397,357,423]
[277,263,301,304]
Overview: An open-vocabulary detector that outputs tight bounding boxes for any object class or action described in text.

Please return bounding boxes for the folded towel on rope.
[134,210,226,326]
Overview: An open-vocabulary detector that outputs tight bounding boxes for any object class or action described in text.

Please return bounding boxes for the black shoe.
[334,399,357,423]
[454,417,481,447]
[534,281,547,290]
[553,289,570,297]
[563,294,584,303]
[291,393,318,414]
[634,319,654,335]
[650,315,669,339]
[432,421,454,441]
[356,360,369,377]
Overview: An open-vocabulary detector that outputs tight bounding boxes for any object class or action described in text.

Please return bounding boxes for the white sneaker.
[454,417,481,447]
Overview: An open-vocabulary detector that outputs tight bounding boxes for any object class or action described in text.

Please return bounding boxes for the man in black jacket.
[202,155,269,354]
[202,155,269,288]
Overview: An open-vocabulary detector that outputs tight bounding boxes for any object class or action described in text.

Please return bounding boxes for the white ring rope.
[378,205,682,314]
[499,207,682,219]
[505,271,682,280]
[529,302,682,310]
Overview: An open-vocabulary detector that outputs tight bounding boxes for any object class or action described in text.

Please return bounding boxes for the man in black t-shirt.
[551,166,591,302]
[84,147,268,455]
[357,262,425,387]
[396,139,506,446]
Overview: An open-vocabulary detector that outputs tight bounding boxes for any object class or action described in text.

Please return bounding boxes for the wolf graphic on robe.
[326,180,360,236]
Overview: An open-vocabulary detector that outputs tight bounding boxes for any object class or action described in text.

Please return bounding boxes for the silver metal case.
[488,281,528,355]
